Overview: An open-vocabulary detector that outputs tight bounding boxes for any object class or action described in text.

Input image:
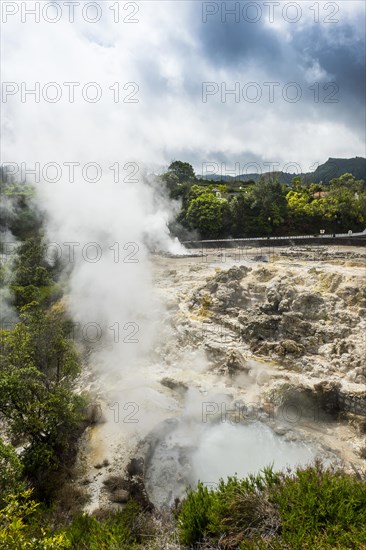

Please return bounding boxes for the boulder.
[292,292,327,320]
[242,313,281,341]
[276,339,305,357]
[160,377,188,392]
[216,349,249,376]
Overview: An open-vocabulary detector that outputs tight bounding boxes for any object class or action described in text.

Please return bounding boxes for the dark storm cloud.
[193,1,365,134]
[196,2,365,82]
[197,8,282,69]
[304,30,365,106]
[293,23,366,131]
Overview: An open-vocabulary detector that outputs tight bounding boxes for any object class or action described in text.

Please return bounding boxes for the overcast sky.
[1,1,365,177]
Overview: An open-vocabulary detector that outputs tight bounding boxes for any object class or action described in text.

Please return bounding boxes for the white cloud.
[1,0,364,171]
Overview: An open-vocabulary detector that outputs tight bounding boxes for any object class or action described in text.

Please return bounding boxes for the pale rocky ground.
[75,245,366,512]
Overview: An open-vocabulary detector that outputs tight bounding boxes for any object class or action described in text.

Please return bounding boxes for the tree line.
[161,161,366,239]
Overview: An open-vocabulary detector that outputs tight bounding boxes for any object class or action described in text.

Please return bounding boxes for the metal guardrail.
[183,232,366,248]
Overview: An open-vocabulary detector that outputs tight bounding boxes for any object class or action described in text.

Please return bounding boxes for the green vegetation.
[0,303,86,500]
[309,156,366,184]
[193,157,366,185]
[0,176,41,240]
[0,461,364,549]
[0,177,88,513]
[0,439,24,505]
[0,490,70,549]
[65,501,144,549]
[177,462,366,549]
[162,161,366,239]
[10,237,62,308]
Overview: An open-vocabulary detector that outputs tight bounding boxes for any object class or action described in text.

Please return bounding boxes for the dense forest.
[162,160,366,240]
[0,169,366,548]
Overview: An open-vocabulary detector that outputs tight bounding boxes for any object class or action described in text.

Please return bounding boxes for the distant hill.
[304,157,366,184]
[198,157,366,185]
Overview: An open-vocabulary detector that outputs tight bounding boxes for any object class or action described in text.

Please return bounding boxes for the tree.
[161,161,197,203]
[185,192,228,238]
[249,179,288,235]
[327,174,366,231]
[166,161,196,183]
[229,191,257,237]
[10,237,61,309]
[0,304,85,497]
[0,438,24,506]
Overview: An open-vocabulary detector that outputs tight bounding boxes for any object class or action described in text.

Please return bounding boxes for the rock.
[270,382,342,421]
[292,292,327,320]
[243,313,281,341]
[276,339,305,357]
[313,381,342,415]
[213,282,248,311]
[85,402,105,424]
[280,312,314,339]
[160,377,188,392]
[337,391,366,416]
[262,287,281,312]
[127,457,144,478]
[273,425,287,436]
[256,370,271,385]
[216,349,249,376]
[110,490,129,503]
[253,341,277,356]
[191,265,252,313]
[94,459,109,469]
[263,281,296,313]
[255,267,276,282]
[221,265,250,281]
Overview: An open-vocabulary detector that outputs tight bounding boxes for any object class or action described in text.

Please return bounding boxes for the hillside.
[306,157,366,183]
[198,157,366,185]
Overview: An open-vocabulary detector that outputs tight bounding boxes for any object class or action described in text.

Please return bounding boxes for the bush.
[65,501,142,549]
[178,470,280,547]
[271,462,366,548]
[0,490,70,549]
[177,463,366,549]
[177,482,214,546]
[0,438,24,506]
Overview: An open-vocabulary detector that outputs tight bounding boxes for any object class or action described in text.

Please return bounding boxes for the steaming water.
[144,418,316,508]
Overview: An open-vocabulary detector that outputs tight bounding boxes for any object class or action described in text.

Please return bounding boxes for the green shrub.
[178,469,281,547]
[271,462,366,548]
[177,482,215,546]
[0,439,24,506]
[65,501,142,549]
[177,463,366,549]
[0,490,70,549]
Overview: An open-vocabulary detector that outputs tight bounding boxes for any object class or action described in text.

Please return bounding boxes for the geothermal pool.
[144,418,316,508]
